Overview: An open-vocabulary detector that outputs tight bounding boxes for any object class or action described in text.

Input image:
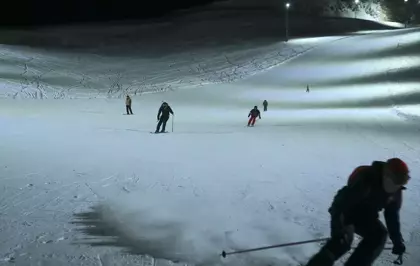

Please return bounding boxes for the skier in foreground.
[305,158,410,266]
[155,102,174,133]
[248,106,261,127]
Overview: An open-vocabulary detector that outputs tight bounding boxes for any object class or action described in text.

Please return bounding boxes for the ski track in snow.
[1,11,420,266]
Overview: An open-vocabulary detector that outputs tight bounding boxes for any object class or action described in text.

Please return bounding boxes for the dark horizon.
[1,0,224,27]
[2,0,419,28]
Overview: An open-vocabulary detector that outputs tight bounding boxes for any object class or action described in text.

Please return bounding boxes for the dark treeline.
[1,0,222,27]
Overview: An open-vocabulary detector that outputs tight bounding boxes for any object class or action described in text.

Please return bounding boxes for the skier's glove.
[331,214,353,245]
[392,242,406,255]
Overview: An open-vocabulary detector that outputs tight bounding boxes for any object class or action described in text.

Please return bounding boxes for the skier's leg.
[247,117,252,126]
[306,234,353,266]
[251,116,256,126]
[126,105,130,115]
[161,117,169,132]
[344,218,387,266]
[264,106,267,111]
[156,119,163,133]
[306,218,354,266]
[129,106,133,114]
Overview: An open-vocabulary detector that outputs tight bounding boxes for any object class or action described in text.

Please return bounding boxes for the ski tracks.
[0,169,139,264]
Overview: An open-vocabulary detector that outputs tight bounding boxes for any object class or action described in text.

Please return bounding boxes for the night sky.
[2,0,223,27]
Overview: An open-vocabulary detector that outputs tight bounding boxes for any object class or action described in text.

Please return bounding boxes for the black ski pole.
[221,237,329,258]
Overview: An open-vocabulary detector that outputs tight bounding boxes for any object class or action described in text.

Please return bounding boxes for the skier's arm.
[248,111,251,117]
[329,178,370,217]
[384,190,404,245]
[157,107,162,120]
[258,111,261,119]
[169,107,174,115]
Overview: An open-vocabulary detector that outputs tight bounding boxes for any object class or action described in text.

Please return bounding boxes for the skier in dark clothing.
[263,100,268,112]
[247,106,261,127]
[155,102,174,133]
[305,158,410,266]
[125,95,133,115]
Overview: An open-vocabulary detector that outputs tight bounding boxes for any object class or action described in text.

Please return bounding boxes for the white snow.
[1,9,420,266]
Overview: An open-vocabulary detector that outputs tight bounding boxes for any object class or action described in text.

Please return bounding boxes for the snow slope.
[215,0,390,22]
[1,12,420,266]
[0,9,402,100]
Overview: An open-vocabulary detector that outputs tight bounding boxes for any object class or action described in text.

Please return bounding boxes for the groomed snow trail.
[1,27,420,266]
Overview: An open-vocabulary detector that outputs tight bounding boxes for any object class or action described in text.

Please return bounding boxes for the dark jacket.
[126,96,132,106]
[263,100,268,106]
[157,104,173,120]
[328,161,405,244]
[249,108,261,118]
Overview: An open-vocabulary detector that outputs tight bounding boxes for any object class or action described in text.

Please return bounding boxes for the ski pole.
[221,237,329,258]
[171,115,174,132]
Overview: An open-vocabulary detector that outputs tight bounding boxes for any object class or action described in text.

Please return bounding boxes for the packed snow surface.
[1,10,420,266]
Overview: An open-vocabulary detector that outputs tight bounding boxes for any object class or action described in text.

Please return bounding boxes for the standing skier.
[125,95,133,115]
[155,102,174,133]
[263,100,268,112]
[305,158,410,266]
[247,106,261,127]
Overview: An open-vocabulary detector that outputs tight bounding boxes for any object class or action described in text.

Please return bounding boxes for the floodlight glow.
[285,3,290,9]
[288,36,340,45]
[355,0,359,3]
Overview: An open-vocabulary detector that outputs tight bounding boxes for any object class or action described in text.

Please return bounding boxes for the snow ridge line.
[0,37,341,100]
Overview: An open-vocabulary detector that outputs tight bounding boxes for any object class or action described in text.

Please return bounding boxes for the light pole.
[285,2,290,42]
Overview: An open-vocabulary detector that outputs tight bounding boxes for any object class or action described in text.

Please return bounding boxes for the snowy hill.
[0,9,403,100]
[215,0,387,21]
[1,7,420,266]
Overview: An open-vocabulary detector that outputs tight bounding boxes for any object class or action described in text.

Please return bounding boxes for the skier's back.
[125,95,133,115]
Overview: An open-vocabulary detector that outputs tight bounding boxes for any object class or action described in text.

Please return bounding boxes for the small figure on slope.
[247,106,261,127]
[125,95,133,115]
[305,158,410,266]
[263,100,268,112]
[155,102,174,133]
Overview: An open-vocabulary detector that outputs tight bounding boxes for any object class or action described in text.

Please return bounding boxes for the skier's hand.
[331,214,353,245]
[392,242,406,255]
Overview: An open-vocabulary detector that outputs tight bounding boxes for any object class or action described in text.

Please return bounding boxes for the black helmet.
[254,106,258,109]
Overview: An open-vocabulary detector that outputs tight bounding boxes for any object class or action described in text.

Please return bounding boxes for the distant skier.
[125,95,133,115]
[306,84,310,93]
[155,102,174,133]
[305,158,410,266]
[263,100,268,112]
[247,106,261,127]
